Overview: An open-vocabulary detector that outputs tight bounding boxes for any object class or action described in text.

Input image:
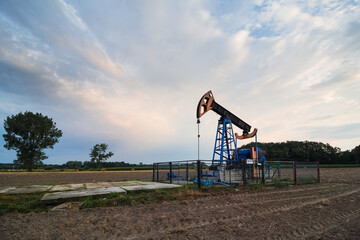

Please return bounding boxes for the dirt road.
[1,168,359,239]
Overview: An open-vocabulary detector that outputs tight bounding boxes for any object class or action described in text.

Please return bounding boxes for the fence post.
[293,161,297,185]
[242,159,247,187]
[152,163,155,182]
[186,162,189,183]
[261,163,265,185]
[278,163,281,178]
[197,160,201,189]
[169,162,173,184]
[317,161,320,183]
[156,163,159,182]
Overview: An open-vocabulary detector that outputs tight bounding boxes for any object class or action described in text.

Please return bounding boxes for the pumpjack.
[196,90,265,185]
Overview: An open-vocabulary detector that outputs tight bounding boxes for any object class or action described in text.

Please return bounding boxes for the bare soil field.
[1,168,360,239]
[0,171,154,187]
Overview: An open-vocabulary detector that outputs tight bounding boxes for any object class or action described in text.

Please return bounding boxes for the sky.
[0,0,359,165]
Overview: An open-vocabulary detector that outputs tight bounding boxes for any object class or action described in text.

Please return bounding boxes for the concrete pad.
[132,181,163,185]
[107,181,145,186]
[50,184,84,192]
[7,185,52,194]
[0,186,16,194]
[171,180,191,185]
[41,187,126,202]
[85,182,114,189]
[121,183,181,191]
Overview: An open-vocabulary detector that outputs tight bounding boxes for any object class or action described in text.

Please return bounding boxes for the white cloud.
[0,0,359,164]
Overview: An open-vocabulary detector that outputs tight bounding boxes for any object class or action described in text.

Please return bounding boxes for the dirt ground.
[0,171,154,186]
[1,168,360,239]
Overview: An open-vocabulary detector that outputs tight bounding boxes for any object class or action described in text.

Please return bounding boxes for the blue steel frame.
[212,118,238,166]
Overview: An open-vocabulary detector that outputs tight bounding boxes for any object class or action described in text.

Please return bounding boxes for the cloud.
[0,0,359,164]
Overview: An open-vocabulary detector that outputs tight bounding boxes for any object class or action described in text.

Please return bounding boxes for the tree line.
[0,161,150,170]
[239,141,360,164]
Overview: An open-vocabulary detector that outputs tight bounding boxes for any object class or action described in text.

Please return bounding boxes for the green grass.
[245,179,292,190]
[267,179,292,188]
[245,184,263,190]
[297,178,318,184]
[0,192,49,215]
[319,164,360,168]
[80,186,209,209]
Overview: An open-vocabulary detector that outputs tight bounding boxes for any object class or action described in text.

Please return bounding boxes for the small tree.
[89,143,114,168]
[3,111,63,171]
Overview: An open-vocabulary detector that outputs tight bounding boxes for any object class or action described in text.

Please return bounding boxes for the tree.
[89,143,114,168]
[353,145,360,164]
[64,161,83,169]
[3,111,63,171]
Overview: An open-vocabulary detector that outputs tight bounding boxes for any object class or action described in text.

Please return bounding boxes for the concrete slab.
[50,184,84,192]
[171,180,191,185]
[121,183,181,191]
[85,182,114,189]
[107,181,146,186]
[41,187,126,202]
[132,181,163,185]
[0,186,16,194]
[7,185,52,194]
[1,181,181,196]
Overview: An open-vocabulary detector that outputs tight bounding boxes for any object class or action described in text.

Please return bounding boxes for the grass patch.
[320,164,360,168]
[81,188,184,209]
[80,185,234,209]
[245,184,263,190]
[0,192,49,215]
[297,178,318,184]
[244,179,293,190]
[266,179,292,188]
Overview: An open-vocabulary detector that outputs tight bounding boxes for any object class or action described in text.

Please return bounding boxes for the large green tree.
[89,143,114,168]
[3,111,63,171]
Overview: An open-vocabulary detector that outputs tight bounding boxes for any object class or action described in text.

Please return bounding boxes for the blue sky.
[0,0,359,164]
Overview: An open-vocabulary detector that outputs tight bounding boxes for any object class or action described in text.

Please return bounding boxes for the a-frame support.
[212,118,238,166]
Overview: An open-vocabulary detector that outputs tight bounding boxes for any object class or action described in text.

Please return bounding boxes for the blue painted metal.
[212,118,238,166]
[237,149,251,159]
[193,177,215,187]
[255,132,258,165]
[238,147,267,166]
[167,172,184,181]
[217,181,239,187]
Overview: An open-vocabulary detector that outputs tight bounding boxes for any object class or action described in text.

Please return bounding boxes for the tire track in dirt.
[138,187,360,240]
[143,186,354,238]
[267,208,360,240]
[178,184,349,213]
[304,209,360,239]
[37,184,358,240]
[264,189,360,240]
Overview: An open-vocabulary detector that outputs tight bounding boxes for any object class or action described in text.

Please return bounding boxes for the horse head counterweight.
[196,90,257,140]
